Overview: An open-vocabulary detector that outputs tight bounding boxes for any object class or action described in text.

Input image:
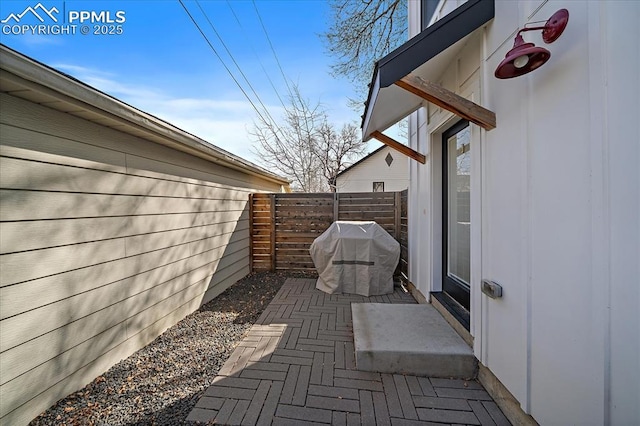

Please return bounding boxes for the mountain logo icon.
[1,3,59,24]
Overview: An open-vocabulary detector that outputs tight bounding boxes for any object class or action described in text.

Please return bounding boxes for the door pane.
[447,126,471,286]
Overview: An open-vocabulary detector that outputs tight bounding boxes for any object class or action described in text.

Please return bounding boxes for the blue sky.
[1,0,380,163]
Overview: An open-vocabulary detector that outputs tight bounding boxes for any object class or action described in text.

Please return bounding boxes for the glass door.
[442,120,471,312]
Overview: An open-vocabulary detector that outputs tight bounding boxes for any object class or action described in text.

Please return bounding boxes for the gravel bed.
[30,271,316,426]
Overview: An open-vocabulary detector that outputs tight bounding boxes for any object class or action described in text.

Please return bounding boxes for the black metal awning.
[362,0,495,158]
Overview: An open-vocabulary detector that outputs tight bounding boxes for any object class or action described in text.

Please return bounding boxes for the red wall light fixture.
[495,9,569,79]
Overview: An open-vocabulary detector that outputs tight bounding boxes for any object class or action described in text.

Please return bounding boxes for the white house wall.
[484,2,639,424]
[601,4,640,424]
[409,0,639,424]
[336,146,409,192]
[407,1,485,340]
[0,92,284,425]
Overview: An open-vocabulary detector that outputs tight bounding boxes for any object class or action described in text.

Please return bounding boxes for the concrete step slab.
[352,303,477,378]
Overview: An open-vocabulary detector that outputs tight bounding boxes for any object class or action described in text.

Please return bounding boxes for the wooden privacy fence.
[250,190,408,282]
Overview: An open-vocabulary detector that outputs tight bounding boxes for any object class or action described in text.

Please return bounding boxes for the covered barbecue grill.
[309,221,400,296]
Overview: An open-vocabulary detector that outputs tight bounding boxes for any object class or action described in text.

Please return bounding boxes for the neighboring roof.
[336,145,387,178]
[0,44,290,187]
[361,0,495,141]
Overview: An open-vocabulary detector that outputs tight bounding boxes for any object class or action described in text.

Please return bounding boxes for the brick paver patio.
[187,278,511,425]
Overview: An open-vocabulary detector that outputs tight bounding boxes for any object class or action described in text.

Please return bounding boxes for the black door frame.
[441,119,471,313]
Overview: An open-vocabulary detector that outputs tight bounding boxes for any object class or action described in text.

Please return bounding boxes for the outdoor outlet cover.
[482,280,503,299]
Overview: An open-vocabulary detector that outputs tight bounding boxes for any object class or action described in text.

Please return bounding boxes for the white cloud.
[54,64,164,102]
[50,63,274,163]
[52,63,110,76]
[162,98,252,115]
[17,35,63,46]
[48,62,367,164]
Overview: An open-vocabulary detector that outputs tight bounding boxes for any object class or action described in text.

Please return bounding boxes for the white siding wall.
[483,2,639,424]
[407,0,483,331]
[336,146,409,192]
[602,5,640,424]
[0,92,283,425]
[410,0,639,424]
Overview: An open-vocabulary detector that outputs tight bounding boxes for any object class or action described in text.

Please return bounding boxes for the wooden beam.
[371,130,426,164]
[396,74,496,131]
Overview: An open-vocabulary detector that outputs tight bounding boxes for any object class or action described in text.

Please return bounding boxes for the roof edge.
[361,0,494,138]
[0,44,290,187]
[376,0,493,88]
[336,144,387,178]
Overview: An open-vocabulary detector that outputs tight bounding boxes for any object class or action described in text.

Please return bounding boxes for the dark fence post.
[249,193,254,272]
[400,189,409,284]
[394,191,401,241]
[333,192,339,222]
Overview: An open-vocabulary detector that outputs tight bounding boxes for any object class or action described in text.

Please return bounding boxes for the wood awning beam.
[371,130,426,164]
[396,74,496,131]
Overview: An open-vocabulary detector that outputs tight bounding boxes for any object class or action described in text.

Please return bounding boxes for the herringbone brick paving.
[187,278,511,425]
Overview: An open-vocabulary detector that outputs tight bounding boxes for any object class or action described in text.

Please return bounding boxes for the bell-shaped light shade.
[495,35,551,79]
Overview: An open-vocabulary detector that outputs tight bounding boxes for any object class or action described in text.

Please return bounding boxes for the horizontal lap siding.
[251,191,408,274]
[0,93,282,425]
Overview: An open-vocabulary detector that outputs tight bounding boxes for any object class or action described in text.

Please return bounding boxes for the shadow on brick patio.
[187,278,510,425]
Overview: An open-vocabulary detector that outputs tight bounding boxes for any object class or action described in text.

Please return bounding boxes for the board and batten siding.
[0,92,284,425]
[407,0,639,424]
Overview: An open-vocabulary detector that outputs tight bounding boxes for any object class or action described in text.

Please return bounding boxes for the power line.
[194,0,281,127]
[252,0,294,98]
[225,0,289,110]
[177,0,275,130]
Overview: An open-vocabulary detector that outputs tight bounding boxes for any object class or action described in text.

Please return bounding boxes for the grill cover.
[310,221,400,296]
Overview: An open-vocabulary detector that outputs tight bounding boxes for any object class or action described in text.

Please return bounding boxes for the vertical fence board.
[270,194,276,271]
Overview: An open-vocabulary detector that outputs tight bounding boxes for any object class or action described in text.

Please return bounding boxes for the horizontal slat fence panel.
[250,191,408,279]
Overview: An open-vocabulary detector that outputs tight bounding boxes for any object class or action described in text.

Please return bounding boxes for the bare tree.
[323,0,407,108]
[251,85,368,192]
[316,122,367,191]
[250,86,324,192]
